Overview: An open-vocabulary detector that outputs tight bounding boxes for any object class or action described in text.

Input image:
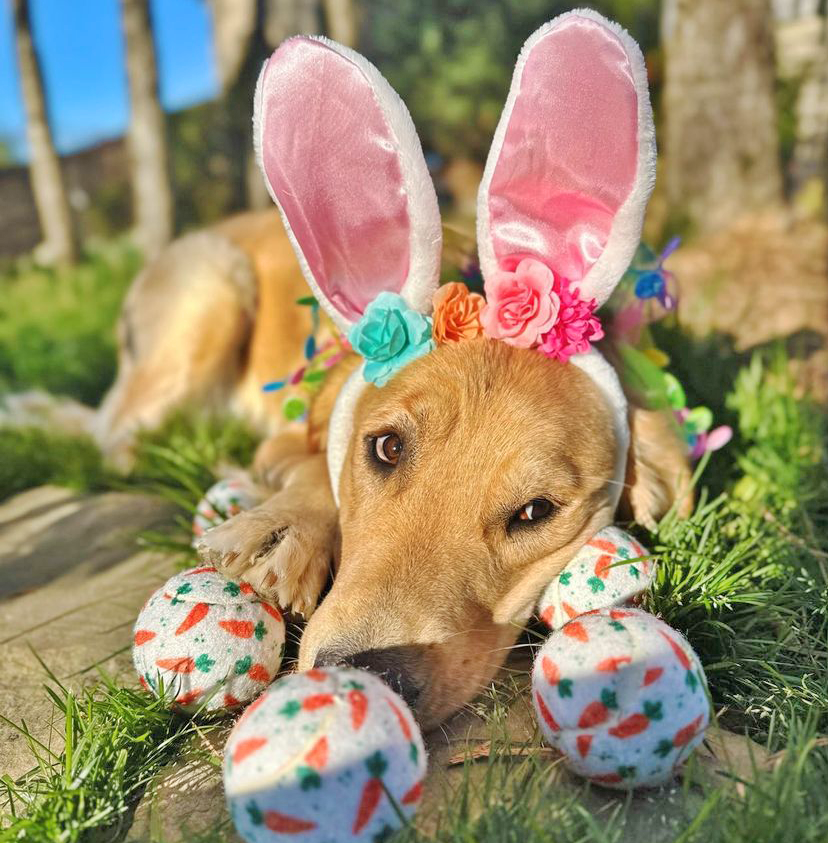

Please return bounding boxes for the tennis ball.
[133,566,285,712]
[532,607,709,789]
[538,526,653,629]
[224,667,427,842]
[192,477,262,544]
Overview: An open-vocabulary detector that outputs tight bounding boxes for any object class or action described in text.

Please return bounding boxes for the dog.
[92,11,692,730]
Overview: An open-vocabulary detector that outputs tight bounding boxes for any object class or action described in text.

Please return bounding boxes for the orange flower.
[432,282,485,343]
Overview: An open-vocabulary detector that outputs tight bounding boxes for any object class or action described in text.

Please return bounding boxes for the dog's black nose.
[314,645,423,711]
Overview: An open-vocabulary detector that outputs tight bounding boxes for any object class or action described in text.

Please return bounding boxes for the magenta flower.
[537,276,604,363]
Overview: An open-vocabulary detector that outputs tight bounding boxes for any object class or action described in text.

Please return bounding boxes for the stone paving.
[0,485,774,841]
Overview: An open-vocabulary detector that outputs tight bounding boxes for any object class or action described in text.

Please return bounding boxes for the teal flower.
[349,292,435,387]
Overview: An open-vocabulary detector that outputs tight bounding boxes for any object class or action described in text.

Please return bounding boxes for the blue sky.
[0,0,218,161]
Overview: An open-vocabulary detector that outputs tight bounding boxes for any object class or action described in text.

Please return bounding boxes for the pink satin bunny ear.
[477,9,656,308]
[253,36,442,332]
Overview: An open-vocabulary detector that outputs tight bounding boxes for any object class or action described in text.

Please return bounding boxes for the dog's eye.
[509,498,555,529]
[373,433,403,466]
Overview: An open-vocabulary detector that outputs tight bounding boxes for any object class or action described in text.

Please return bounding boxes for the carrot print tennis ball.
[133,567,285,713]
[532,607,710,789]
[537,526,654,630]
[223,667,427,843]
[192,477,262,546]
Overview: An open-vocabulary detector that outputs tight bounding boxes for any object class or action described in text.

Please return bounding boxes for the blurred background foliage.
[363,0,660,162]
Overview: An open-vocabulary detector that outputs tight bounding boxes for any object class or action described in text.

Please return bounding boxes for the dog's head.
[254,11,688,727]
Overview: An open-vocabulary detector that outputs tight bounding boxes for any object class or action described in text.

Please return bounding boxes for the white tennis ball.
[224,667,427,843]
[538,526,654,629]
[532,607,709,789]
[133,566,285,712]
[192,477,262,544]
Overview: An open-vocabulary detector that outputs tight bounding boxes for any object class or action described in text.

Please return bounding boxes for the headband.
[253,9,656,508]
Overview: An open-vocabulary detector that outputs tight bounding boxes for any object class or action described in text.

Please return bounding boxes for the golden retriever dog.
[94,11,691,729]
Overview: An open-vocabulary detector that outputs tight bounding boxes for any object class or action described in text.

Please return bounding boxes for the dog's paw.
[195,496,335,618]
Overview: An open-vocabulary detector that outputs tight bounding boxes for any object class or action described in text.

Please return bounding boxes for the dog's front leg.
[196,434,337,617]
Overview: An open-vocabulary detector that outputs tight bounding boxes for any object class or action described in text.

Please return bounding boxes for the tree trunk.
[120,0,173,258]
[323,0,357,47]
[208,0,258,92]
[263,0,319,47]
[776,9,828,207]
[12,0,77,264]
[663,0,783,234]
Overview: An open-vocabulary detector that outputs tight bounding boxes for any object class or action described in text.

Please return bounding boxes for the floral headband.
[254,10,657,506]
[349,255,605,389]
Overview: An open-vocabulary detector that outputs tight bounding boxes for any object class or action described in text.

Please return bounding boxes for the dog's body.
[93,206,691,728]
[89,12,697,730]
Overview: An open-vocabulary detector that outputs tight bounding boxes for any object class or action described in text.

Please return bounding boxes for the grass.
[0,427,106,501]
[0,248,827,840]
[0,242,140,406]
[0,664,212,843]
[0,247,261,505]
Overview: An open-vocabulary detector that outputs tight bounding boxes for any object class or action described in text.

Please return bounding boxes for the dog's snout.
[314,645,424,712]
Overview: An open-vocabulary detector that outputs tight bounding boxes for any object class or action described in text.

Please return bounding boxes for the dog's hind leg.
[95,230,257,469]
[196,431,337,617]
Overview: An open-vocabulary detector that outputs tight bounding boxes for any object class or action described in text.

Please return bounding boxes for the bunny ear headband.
[253,8,656,508]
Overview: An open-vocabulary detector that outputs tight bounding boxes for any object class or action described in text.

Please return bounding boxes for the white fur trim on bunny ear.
[326,367,368,507]
[571,348,629,511]
[253,36,442,334]
[477,8,656,309]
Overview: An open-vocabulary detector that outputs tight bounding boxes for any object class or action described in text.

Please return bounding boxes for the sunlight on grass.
[0,662,210,843]
[0,242,141,405]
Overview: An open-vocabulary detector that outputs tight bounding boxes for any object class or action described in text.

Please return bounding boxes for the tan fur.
[100,211,692,728]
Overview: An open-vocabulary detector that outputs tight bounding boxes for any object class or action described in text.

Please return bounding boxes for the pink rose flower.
[480,258,560,348]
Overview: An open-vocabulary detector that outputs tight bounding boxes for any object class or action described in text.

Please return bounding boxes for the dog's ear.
[253,36,442,334]
[619,405,694,530]
[476,9,656,310]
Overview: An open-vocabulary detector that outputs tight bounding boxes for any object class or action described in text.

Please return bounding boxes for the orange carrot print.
[353,752,387,833]
[233,737,267,763]
[156,656,196,673]
[247,663,271,682]
[264,811,317,833]
[673,714,704,747]
[305,736,329,770]
[578,700,609,728]
[402,781,423,804]
[577,734,593,757]
[608,712,649,738]
[594,554,612,579]
[134,629,155,646]
[563,621,588,642]
[387,698,413,741]
[175,602,209,635]
[348,688,368,730]
[642,667,664,686]
[596,656,632,673]
[260,602,282,622]
[658,630,691,669]
[306,668,328,681]
[535,691,560,731]
[219,620,254,638]
[588,538,617,554]
[542,656,560,684]
[303,693,335,711]
[563,602,579,619]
